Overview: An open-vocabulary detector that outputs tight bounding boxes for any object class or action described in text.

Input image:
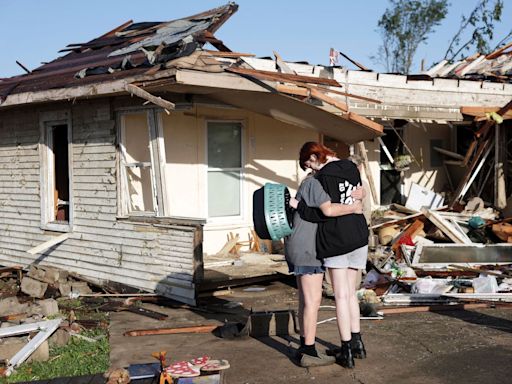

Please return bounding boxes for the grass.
[4,329,110,383]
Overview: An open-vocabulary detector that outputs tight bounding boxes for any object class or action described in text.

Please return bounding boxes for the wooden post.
[495,123,507,208]
[357,141,378,205]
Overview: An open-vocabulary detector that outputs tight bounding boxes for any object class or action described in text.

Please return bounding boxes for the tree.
[375,0,448,74]
[444,0,504,61]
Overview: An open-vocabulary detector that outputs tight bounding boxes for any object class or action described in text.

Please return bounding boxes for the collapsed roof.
[0,2,238,98]
[0,2,384,143]
[424,42,512,82]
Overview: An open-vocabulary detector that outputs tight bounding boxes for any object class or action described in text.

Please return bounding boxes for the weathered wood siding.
[0,99,200,305]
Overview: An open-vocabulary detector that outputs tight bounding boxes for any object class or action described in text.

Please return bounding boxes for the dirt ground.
[109,279,512,384]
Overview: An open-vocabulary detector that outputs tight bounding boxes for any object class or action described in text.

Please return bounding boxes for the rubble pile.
[0,265,103,377]
[362,195,512,308]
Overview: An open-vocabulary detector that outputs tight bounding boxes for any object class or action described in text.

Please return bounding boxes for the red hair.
[299,141,336,170]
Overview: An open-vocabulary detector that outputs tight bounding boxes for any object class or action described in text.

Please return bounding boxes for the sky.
[1,0,511,78]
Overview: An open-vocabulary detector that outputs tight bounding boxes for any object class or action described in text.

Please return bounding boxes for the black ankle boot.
[351,333,367,359]
[336,341,355,368]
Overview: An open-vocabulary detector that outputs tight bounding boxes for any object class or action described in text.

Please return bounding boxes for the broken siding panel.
[0,100,198,304]
[2,233,192,274]
[0,248,195,298]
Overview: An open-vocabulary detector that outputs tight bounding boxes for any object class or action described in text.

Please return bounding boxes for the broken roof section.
[425,42,512,82]
[0,2,238,98]
[0,2,383,143]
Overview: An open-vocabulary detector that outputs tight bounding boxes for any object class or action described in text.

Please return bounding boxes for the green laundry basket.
[263,183,293,240]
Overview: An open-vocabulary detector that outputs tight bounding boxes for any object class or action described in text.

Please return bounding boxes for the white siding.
[0,100,200,305]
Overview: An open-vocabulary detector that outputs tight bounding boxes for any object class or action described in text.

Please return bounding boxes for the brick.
[44,267,68,284]
[27,266,68,284]
[0,338,49,363]
[32,299,59,317]
[0,297,29,317]
[21,277,48,298]
[71,282,93,295]
[58,281,72,297]
[27,266,46,282]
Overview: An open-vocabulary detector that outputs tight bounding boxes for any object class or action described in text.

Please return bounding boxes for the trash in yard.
[147,351,228,383]
[127,362,161,380]
[364,112,512,308]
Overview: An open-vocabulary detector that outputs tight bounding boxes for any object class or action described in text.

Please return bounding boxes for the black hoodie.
[297,159,369,259]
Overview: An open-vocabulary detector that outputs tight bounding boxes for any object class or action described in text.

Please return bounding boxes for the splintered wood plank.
[336,50,370,71]
[421,208,472,244]
[357,141,379,204]
[273,51,296,74]
[275,84,310,97]
[485,41,512,59]
[27,233,70,255]
[125,84,175,112]
[215,234,239,257]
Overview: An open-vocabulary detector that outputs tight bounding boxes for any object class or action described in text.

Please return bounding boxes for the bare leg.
[329,268,351,341]
[296,276,305,339]
[297,273,324,345]
[347,268,361,333]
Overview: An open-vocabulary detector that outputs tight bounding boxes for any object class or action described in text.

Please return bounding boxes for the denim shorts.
[288,263,325,276]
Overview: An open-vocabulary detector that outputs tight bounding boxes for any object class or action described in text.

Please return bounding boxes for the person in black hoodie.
[295,141,369,369]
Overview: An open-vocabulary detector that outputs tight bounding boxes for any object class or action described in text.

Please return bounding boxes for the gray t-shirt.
[284,176,330,267]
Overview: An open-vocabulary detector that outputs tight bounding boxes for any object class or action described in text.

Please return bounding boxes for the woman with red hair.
[285,152,363,367]
[294,141,369,369]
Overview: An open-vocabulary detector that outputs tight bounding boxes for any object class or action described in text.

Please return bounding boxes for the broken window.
[40,112,73,231]
[207,121,242,218]
[118,110,167,216]
[380,126,405,205]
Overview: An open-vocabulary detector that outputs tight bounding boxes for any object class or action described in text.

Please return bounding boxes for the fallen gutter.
[0,319,62,377]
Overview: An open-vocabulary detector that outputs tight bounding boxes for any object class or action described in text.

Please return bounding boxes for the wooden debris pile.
[365,194,512,308]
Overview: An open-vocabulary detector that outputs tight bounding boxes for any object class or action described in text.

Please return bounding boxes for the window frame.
[39,110,74,232]
[116,108,168,218]
[205,119,245,223]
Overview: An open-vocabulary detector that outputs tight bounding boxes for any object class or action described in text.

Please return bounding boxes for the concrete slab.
[109,281,512,384]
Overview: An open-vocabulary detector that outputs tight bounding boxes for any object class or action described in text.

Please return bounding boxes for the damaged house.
[0,3,383,304]
[0,2,510,305]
